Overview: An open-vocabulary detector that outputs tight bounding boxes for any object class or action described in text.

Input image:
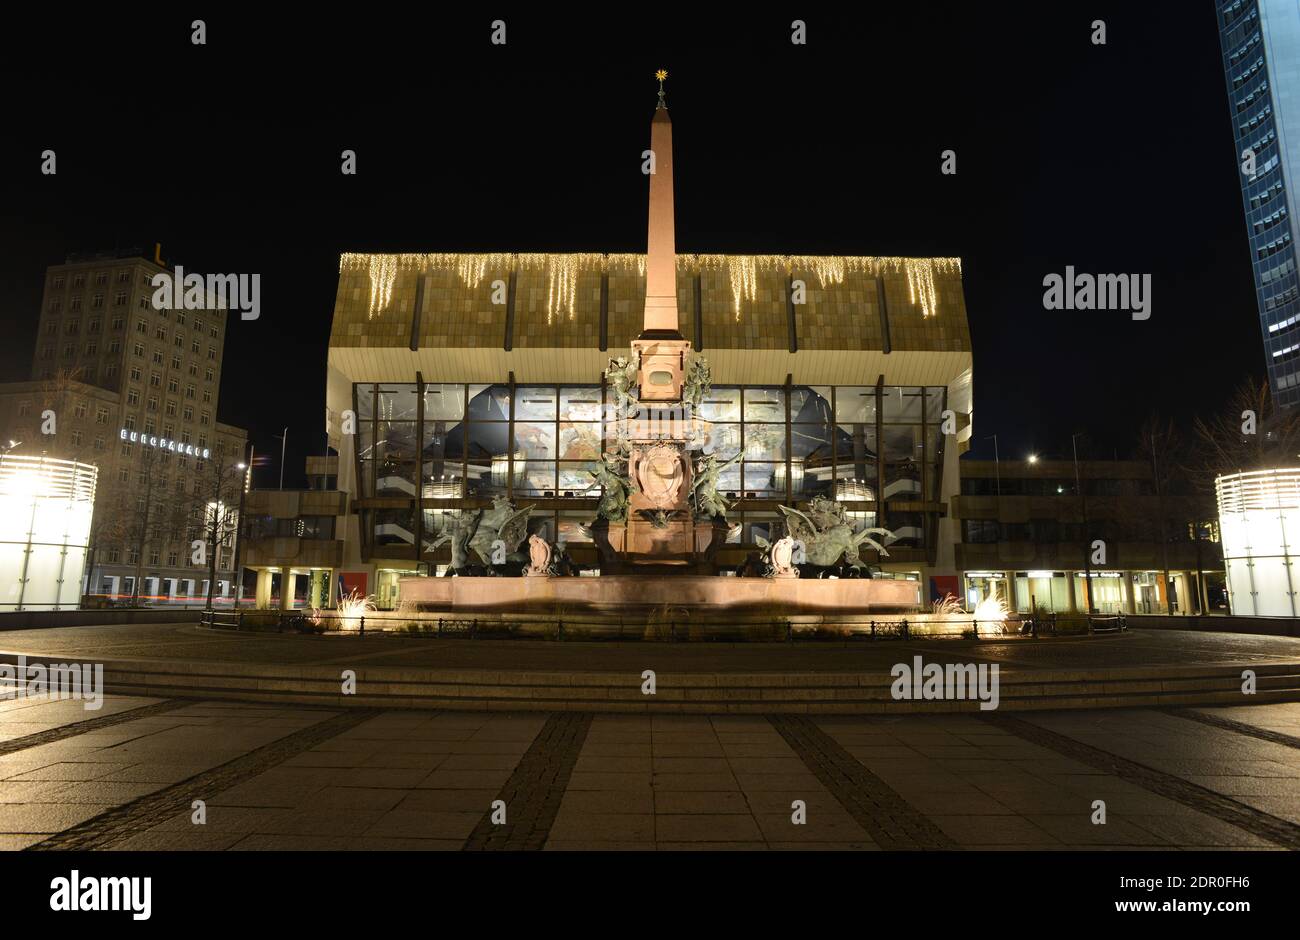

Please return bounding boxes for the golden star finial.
[655,69,668,82]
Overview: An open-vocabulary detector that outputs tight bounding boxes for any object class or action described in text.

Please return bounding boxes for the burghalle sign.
[120,428,210,459]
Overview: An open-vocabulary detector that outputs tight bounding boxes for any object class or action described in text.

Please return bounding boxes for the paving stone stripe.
[768,715,959,850]
[0,699,191,757]
[29,708,381,851]
[984,714,1300,850]
[1162,707,1300,751]
[464,712,593,851]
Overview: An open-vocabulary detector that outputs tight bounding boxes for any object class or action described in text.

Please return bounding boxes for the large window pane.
[517,461,557,496]
[467,384,510,420]
[882,426,923,500]
[924,386,946,424]
[926,426,944,501]
[835,387,876,424]
[423,384,467,421]
[560,387,602,421]
[559,510,592,544]
[698,387,740,422]
[742,462,783,496]
[373,507,417,546]
[790,386,832,423]
[377,385,418,421]
[558,422,601,460]
[375,422,418,497]
[466,420,512,496]
[882,386,923,423]
[516,386,558,420]
[514,421,556,460]
[701,422,742,461]
[559,460,598,496]
[742,422,786,461]
[743,387,785,422]
[355,384,375,420]
[834,424,878,484]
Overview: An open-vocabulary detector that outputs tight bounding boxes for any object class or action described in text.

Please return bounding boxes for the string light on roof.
[339,252,960,322]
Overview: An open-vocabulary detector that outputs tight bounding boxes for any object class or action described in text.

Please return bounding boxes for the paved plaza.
[1,693,1299,851]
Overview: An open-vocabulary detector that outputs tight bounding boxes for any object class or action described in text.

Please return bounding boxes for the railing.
[195,610,1127,642]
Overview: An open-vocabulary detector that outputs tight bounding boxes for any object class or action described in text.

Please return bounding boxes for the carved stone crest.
[630,443,687,509]
[524,533,552,577]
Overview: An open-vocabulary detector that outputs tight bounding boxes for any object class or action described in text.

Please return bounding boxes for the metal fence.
[197,609,1127,642]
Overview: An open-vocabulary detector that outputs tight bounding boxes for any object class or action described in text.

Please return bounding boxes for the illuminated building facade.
[955,460,1226,615]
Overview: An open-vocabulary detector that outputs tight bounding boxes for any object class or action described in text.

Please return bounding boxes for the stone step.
[87,658,1300,714]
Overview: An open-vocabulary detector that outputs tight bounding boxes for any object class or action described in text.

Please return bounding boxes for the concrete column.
[255,568,273,609]
[1065,573,1078,614]
[279,568,294,610]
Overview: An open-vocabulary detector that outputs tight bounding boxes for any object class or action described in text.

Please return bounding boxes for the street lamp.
[230,445,254,611]
[1027,453,1040,465]
[984,434,1001,497]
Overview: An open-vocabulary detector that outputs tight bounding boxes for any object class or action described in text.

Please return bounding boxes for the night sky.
[0,3,1258,485]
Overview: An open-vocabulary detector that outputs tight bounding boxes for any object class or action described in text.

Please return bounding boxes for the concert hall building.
[323,95,974,609]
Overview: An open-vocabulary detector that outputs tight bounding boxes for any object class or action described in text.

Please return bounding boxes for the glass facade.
[1219,0,1300,407]
[351,382,948,559]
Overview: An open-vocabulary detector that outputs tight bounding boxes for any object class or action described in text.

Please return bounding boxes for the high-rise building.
[1218,0,1300,407]
[0,247,247,607]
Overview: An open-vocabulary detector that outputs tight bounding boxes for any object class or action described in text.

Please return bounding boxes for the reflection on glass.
[560,387,603,421]
[924,386,946,424]
[882,386,923,423]
[744,387,785,422]
[698,387,741,422]
[375,422,418,496]
[835,424,878,483]
[517,461,557,496]
[424,384,467,421]
[373,507,417,546]
[356,384,375,420]
[490,452,526,489]
[467,385,511,420]
[743,423,786,461]
[835,387,876,424]
[742,462,782,495]
[701,422,742,460]
[558,461,598,495]
[514,421,556,460]
[883,426,923,499]
[789,387,832,423]
[558,511,592,543]
[558,422,600,460]
[515,386,558,420]
[835,479,877,530]
[378,385,419,421]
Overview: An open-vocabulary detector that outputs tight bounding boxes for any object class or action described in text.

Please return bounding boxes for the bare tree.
[193,451,244,610]
[1190,377,1300,483]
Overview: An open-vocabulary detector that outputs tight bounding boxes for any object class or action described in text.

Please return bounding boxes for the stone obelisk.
[621,71,701,565]
[632,69,690,403]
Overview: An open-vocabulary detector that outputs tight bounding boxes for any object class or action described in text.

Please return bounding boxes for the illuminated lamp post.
[1216,468,1300,617]
[0,454,98,610]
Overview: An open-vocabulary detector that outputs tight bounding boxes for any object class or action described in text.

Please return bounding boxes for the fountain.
[396,74,922,619]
